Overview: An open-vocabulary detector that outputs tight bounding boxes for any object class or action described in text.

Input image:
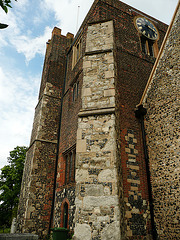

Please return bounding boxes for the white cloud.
[10,26,52,63]
[42,0,93,35]
[0,1,52,63]
[0,66,40,169]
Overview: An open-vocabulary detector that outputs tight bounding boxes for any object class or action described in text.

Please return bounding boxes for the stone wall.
[143,4,180,239]
[73,20,121,240]
[0,234,38,240]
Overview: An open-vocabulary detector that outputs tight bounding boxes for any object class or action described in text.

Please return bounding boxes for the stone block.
[85,185,104,196]
[76,140,86,153]
[83,61,91,68]
[127,230,133,237]
[105,71,114,79]
[75,197,83,208]
[75,169,89,182]
[77,129,82,140]
[93,207,101,215]
[83,196,119,210]
[101,222,121,240]
[98,169,115,182]
[73,224,91,240]
[125,148,131,153]
[104,186,111,195]
[82,88,92,97]
[97,215,110,223]
[104,89,115,97]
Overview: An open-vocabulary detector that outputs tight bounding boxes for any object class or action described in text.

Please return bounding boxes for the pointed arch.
[60,199,70,229]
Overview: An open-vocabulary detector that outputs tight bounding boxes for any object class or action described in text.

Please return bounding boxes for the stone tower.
[16,28,73,238]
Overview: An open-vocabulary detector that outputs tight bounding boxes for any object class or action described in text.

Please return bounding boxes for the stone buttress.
[73,20,121,240]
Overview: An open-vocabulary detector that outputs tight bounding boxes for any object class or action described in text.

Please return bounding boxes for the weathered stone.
[85,184,104,196]
[74,20,120,240]
[75,169,89,182]
[76,140,86,153]
[98,169,116,182]
[73,224,91,240]
[0,234,38,240]
[101,222,121,240]
[83,196,119,209]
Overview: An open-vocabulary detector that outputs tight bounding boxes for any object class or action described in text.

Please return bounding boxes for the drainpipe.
[135,104,158,240]
[48,54,69,235]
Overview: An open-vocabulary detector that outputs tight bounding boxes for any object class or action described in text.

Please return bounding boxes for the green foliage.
[0,227,10,233]
[0,0,17,13]
[0,146,28,227]
[0,0,17,29]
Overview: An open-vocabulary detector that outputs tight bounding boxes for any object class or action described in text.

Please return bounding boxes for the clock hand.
[146,25,156,32]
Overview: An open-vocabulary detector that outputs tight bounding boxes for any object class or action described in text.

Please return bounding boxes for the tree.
[0,0,17,29]
[0,0,17,13]
[0,146,28,227]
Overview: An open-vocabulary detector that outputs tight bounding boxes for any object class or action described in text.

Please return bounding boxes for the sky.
[0,0,178,169]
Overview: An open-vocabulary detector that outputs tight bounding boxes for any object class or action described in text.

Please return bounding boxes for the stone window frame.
[63,145,76,185]
[72,35,82,69]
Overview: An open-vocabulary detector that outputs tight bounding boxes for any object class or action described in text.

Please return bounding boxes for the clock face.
[136,17,158,40]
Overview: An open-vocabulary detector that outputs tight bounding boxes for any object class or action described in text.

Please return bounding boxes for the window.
[141,37,156,57]
[64,147,76,185]
[60,200,70,229]
[72,37,82,69]
[72,82,79,102]
[63,202,68,228]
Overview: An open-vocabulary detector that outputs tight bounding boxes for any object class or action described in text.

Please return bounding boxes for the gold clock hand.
[147,25,156,32]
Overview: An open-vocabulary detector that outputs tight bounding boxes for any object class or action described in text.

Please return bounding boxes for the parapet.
[52,27,74,39]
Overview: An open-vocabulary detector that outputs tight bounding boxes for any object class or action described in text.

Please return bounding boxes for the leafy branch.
[0,0,17,13]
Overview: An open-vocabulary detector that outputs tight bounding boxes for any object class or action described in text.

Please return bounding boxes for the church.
[16,0,179,239]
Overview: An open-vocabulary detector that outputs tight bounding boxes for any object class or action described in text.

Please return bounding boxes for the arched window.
[63,202,68,228]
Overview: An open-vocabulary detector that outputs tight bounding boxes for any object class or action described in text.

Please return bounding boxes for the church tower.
[16,1,171,239]
[16,28,73,238]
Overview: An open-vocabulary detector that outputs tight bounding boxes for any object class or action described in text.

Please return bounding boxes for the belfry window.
[141,37,155,57]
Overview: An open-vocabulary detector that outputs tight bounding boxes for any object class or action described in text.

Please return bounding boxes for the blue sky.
[0,0,178,169]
